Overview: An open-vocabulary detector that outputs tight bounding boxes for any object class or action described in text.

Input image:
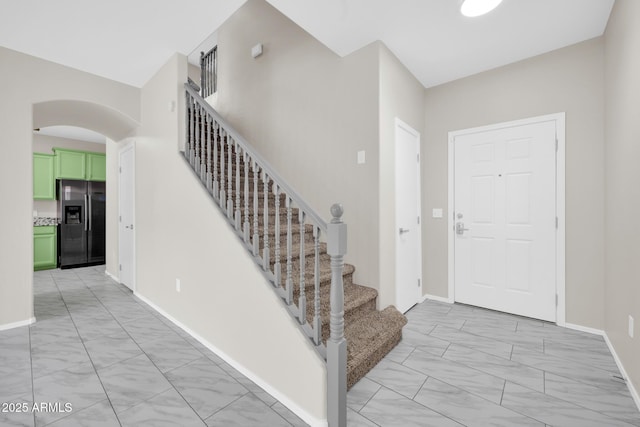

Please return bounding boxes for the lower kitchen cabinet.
[34,226,57,271]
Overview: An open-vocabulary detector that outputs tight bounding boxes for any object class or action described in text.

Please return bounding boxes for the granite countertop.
[34,217,59,226]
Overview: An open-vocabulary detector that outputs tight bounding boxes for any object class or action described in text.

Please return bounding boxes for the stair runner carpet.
[196,143,407,389]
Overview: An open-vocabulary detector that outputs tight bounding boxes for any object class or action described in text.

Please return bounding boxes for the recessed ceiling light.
[460,0,503,17]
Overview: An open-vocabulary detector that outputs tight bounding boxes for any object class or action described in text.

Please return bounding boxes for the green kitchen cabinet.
[54,148,87,180]
[53,148,106,181]
[86,153,106,181]
[33,153,55,199]
[34,226,57,271]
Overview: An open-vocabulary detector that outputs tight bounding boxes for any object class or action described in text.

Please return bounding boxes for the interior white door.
[119,144,135,291]
[395,119,422,313]
[454,120,556,321]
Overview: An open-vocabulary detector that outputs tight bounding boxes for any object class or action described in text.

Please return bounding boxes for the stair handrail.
[185,83,328,230]
[183,83,347,427]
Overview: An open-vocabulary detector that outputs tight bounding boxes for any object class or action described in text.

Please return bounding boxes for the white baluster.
[298,211,306,324]
[200,106,206,181]
[219,130,226,209]
[212,123,219,200]
[227,137,233,218]
[252,161,259,257]
[195,105,201,173]
[189,95,195,165]
[262,172,270,270]
[243,152,250,243]
[235,144,241,230]
[184,92,189,156]
[206,115,212,192]
[285,197,293,305]
[313,226,321,345]
[273,183,281,287]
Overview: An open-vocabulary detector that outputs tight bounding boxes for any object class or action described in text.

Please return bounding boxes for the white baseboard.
[0,317,36,331]
[563,322,605,336]
[563,322,639,411]
[602,333,640,411]
[420,293,454,304]
[133,292,328,427]
[104,270,119,283]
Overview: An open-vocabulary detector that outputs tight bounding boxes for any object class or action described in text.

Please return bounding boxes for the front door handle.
[456,222,469,235]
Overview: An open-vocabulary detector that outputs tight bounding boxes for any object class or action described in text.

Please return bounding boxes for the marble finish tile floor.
[3,267,639,426]
[0,267,308,427]
[348,299,640,427]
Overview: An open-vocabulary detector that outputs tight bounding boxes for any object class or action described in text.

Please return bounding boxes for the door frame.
[118,140,136,292]
[447,113,566,325]
[395,118,423,311]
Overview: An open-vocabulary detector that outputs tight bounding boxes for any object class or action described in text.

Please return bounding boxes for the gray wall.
[212,0,382,297]
[378,45,425,308]
[604,0,640,398]
[127,53,327,423]
[0,46,139,328]
[423,38,606,329]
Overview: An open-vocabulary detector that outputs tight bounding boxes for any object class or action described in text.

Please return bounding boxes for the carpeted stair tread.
[267,242,327,263]
[259,222,314,239]
[344,306,407,389]
[300,283,378,340]
[288,257,356,292]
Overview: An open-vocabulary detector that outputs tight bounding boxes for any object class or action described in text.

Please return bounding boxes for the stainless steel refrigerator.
[57,180,106,268]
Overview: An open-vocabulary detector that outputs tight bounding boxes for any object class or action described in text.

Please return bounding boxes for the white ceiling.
[266,0,615,88]
[0,0,614,89]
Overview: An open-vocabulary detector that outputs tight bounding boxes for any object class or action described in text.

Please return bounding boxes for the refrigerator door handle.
[88,194,92,231]
[84,194,88,231]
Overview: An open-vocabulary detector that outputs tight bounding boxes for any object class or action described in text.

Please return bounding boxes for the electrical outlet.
[176,278,181,293]
[629,315,634,338]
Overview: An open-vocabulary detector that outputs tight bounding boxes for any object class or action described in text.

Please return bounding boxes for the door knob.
[399,228,410,235]
[456,222,469,235]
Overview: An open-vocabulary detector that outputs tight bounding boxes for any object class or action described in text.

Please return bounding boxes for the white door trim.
[118,140,136,292]
[395,118,423,311]
[447,113,566,324]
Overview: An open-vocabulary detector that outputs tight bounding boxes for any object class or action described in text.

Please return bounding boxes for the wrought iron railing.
[184,83,347,426]
[200,46,217,97]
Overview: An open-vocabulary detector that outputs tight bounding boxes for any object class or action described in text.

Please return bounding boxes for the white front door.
[119,143,135,291]
[395,119,422,313]
[453,120,557,321]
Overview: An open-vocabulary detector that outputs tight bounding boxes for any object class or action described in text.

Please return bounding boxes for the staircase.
[184,81,406,424]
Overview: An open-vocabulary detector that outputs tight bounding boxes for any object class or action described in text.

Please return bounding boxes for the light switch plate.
[432,208,443,218]
[357,150,366,164]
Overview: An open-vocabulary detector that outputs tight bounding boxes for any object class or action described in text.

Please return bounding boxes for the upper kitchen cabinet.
[33,153,55,200]
[53,148,106,181]
[54,148,87,180]
[86,153,106,181]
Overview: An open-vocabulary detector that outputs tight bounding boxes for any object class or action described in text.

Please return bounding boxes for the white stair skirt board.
[0,317,36,331]
[134,292,329,427]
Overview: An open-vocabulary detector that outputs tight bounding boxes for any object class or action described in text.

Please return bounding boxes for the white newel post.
[326,203,347,427]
